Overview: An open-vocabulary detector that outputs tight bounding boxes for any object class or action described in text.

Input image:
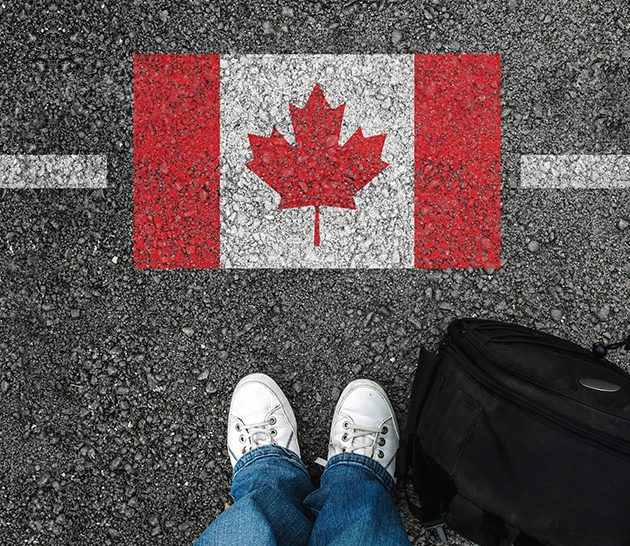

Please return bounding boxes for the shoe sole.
[230,373,300,456]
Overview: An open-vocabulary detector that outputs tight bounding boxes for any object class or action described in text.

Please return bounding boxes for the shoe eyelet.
[242,447,247,454]
[341,433,348,442]
[341,447,346,452]
[381,426,388,435]
[378,450,384,458]
[272,441,278,446]
[269,417,276,425]
[378,438,386,446]
[235,423,241,431]
[270,429,277,437]
[342,421,349,429]
[239,435,245,443]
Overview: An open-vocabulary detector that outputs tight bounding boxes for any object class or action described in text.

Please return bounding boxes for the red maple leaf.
[246,84,389,246]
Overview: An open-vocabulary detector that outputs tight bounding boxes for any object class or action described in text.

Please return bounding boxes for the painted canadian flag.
[133,54,501,269]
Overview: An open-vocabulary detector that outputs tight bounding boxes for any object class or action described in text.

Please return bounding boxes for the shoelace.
[339,423,384,456]
[235,416,278,454]
[316,422,386,468]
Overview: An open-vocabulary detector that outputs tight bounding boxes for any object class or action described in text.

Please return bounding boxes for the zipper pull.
[593,334,630,358]
[425,522,448,544]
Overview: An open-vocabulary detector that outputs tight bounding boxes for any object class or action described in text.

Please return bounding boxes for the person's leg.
[305,379,411,546]
[195,374,315,546]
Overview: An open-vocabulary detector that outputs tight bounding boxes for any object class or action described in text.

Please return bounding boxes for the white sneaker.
[326,379,400,479]
[227,373,300,466]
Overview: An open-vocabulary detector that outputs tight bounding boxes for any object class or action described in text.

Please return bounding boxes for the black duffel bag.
[397,318,630,546]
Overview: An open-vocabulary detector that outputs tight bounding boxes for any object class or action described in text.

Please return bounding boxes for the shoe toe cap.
[341,385,398,432]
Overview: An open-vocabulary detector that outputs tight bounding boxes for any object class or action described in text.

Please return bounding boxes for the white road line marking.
[521,155,630,189]
[0,155,107,188]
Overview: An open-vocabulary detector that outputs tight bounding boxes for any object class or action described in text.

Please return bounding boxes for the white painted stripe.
[220,54,414,268]
[521,155,630,189]
[0,155,107,188]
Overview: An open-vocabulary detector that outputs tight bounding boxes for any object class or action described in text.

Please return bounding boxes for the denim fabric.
[194,445,410,546]
[304,452,410,545]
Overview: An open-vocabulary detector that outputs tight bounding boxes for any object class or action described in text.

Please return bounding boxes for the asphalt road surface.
[1,1,629,544]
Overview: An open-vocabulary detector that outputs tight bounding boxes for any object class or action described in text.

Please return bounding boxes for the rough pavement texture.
[0,1,629,545]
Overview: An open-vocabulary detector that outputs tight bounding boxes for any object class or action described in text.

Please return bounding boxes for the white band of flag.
[133,53,502,269]
[521,155,630,189]
[0,154,107,189]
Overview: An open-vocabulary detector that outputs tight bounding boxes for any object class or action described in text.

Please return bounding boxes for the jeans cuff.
[324,452,396,495]
[233,444,308,480]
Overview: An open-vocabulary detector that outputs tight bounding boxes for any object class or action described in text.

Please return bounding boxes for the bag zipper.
[462,329,630,435]
[445,345,630,460]
[488,335,589,355]
[461,320,628,373]
[482,324,595,357]
[467,329,630,394]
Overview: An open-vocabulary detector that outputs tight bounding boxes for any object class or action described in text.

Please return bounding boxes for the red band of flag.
[133,54,220,269]
[414,54,501,268]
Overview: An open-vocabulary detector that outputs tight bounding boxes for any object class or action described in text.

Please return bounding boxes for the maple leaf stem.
[314,205,320,247]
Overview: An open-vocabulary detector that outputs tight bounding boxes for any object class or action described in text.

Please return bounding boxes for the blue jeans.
[195,445,411,545]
